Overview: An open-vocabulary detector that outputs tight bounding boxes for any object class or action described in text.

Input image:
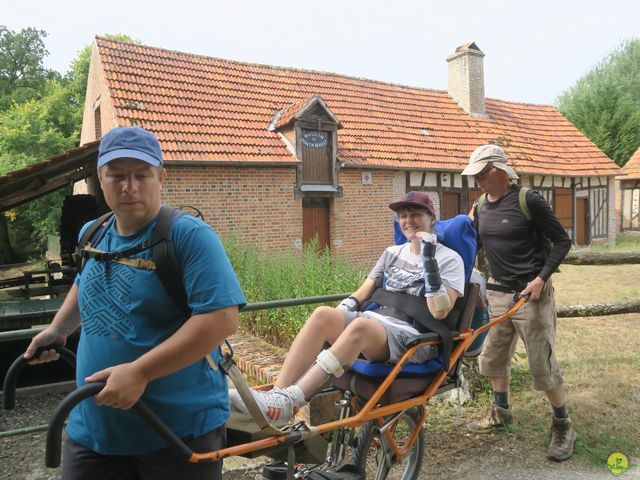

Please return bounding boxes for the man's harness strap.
[363,288,457,371]
[75,205,189,316]
[82,245,157,270]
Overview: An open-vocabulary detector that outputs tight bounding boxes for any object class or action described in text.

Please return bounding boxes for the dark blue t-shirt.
[68,213,246,454]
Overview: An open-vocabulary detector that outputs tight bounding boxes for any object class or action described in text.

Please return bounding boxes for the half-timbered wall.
[620,179,640,231]
[574,176,609,240]
[408,171,614,245]
[408,171,466,218]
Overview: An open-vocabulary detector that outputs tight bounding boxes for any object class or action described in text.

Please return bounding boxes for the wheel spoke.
[349,407,425,480]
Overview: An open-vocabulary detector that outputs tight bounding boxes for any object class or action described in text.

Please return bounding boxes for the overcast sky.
[4,0,639,105]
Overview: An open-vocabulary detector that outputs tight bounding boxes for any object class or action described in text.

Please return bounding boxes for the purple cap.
[388,191,436,218]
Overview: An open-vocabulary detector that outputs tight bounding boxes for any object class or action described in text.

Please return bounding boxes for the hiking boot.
[229,387,299,427]
[547,416,577,462]
[467,402,513,433]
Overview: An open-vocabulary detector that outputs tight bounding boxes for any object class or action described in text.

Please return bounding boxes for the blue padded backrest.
[351,356,443,377]
[393,214,477,283]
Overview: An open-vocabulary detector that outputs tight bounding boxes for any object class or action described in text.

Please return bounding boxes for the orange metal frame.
[186,297,527,464]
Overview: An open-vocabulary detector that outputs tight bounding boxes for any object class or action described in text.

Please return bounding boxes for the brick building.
[73,37,622,267]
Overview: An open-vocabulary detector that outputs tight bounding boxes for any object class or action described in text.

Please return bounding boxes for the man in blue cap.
[25,126,246,479]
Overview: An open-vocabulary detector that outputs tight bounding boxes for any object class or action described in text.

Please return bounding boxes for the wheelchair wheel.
[350,407,424,480]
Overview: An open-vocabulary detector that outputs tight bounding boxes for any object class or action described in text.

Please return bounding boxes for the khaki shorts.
[478,278,564,391]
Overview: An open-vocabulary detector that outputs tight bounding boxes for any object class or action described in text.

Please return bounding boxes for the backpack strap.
[475,193,487,218]
[518,186,531,221]
[151,206,221,371]
[75,212,115,273]
[152,205,189,317]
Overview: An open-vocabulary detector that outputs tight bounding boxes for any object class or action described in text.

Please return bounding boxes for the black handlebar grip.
[46,382,105,468]
[45,382,194,468]
[2,345,76,410]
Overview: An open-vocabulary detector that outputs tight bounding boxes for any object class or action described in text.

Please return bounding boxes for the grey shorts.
[61,425,225,480]
[343,310,435,364]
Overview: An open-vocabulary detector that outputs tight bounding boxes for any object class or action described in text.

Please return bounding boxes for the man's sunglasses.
[474,164,495,180]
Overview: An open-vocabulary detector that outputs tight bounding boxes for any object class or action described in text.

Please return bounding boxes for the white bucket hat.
[461,144,519,180]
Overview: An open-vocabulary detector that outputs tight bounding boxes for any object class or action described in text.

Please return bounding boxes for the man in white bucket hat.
[461,143,519,180]
[462,144,575,462]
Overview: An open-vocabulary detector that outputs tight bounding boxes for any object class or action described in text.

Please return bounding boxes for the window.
[94,106,102,139]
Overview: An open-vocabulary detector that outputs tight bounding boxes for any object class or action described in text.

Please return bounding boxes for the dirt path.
[420,427,637,480]
[2,417,638,479]
[222,427,637,480]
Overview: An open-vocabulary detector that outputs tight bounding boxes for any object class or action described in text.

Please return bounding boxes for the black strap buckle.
[218,353,235,375]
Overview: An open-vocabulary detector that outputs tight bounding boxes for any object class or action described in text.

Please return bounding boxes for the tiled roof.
[95,37,621,176]
[622,146,640,179]
[0,141,99,211]
[273,95,316,130]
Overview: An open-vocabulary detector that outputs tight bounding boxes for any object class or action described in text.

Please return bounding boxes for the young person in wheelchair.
[229,191,465,426]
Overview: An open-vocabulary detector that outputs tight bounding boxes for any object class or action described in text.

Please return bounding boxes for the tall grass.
[223,237,365,347]
[574,232,640,252]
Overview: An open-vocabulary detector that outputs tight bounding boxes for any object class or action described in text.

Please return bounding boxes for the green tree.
[63,34,138,117]
[556,39,640,166]
[0,26,53,262]
[0,30,141,262]
[0,26,54,109]
[0,84,77,253]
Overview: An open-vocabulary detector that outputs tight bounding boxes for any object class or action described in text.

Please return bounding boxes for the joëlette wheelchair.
[2,215,527,480]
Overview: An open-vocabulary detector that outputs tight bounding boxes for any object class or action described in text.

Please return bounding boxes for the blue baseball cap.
[98,126,163,168]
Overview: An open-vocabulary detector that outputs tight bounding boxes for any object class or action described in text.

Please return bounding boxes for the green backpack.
[475,186,554,260]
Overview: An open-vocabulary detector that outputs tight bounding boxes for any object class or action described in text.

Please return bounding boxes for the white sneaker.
[229,387,299,427]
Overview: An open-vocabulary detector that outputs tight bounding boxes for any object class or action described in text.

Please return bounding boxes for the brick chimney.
[447,42,486,117]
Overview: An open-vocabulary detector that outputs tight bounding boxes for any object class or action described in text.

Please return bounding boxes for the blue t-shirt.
[67,213,246,455]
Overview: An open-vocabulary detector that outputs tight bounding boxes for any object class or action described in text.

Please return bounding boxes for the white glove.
[337,296,359,312]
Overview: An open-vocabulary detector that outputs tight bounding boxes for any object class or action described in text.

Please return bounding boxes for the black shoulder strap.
[152,205,190,317]
[76,206,190,317]
[75,212,114,272]
[367,288,454,372]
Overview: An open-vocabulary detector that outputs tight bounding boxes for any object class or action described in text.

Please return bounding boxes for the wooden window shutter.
[300,129,332,184]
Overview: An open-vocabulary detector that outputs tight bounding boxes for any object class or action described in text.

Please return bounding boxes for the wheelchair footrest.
[263,462,363,480]
[226,411,328,462]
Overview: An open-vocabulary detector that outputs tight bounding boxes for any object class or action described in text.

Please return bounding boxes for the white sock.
[285,384,307,407]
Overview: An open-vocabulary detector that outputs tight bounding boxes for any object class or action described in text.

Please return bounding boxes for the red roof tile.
[622,146,640,179]
[95,37,621,176]
[273,95,316,130]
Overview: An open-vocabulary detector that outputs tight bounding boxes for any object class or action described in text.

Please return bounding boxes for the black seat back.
[456,283,480,333]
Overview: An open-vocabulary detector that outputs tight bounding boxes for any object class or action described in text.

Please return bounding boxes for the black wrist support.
[422,242,442,291]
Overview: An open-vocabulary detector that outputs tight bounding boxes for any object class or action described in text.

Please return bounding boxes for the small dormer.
[271,94,342,195]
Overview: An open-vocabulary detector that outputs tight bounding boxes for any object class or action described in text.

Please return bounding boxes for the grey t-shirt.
[368,242,465,297]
